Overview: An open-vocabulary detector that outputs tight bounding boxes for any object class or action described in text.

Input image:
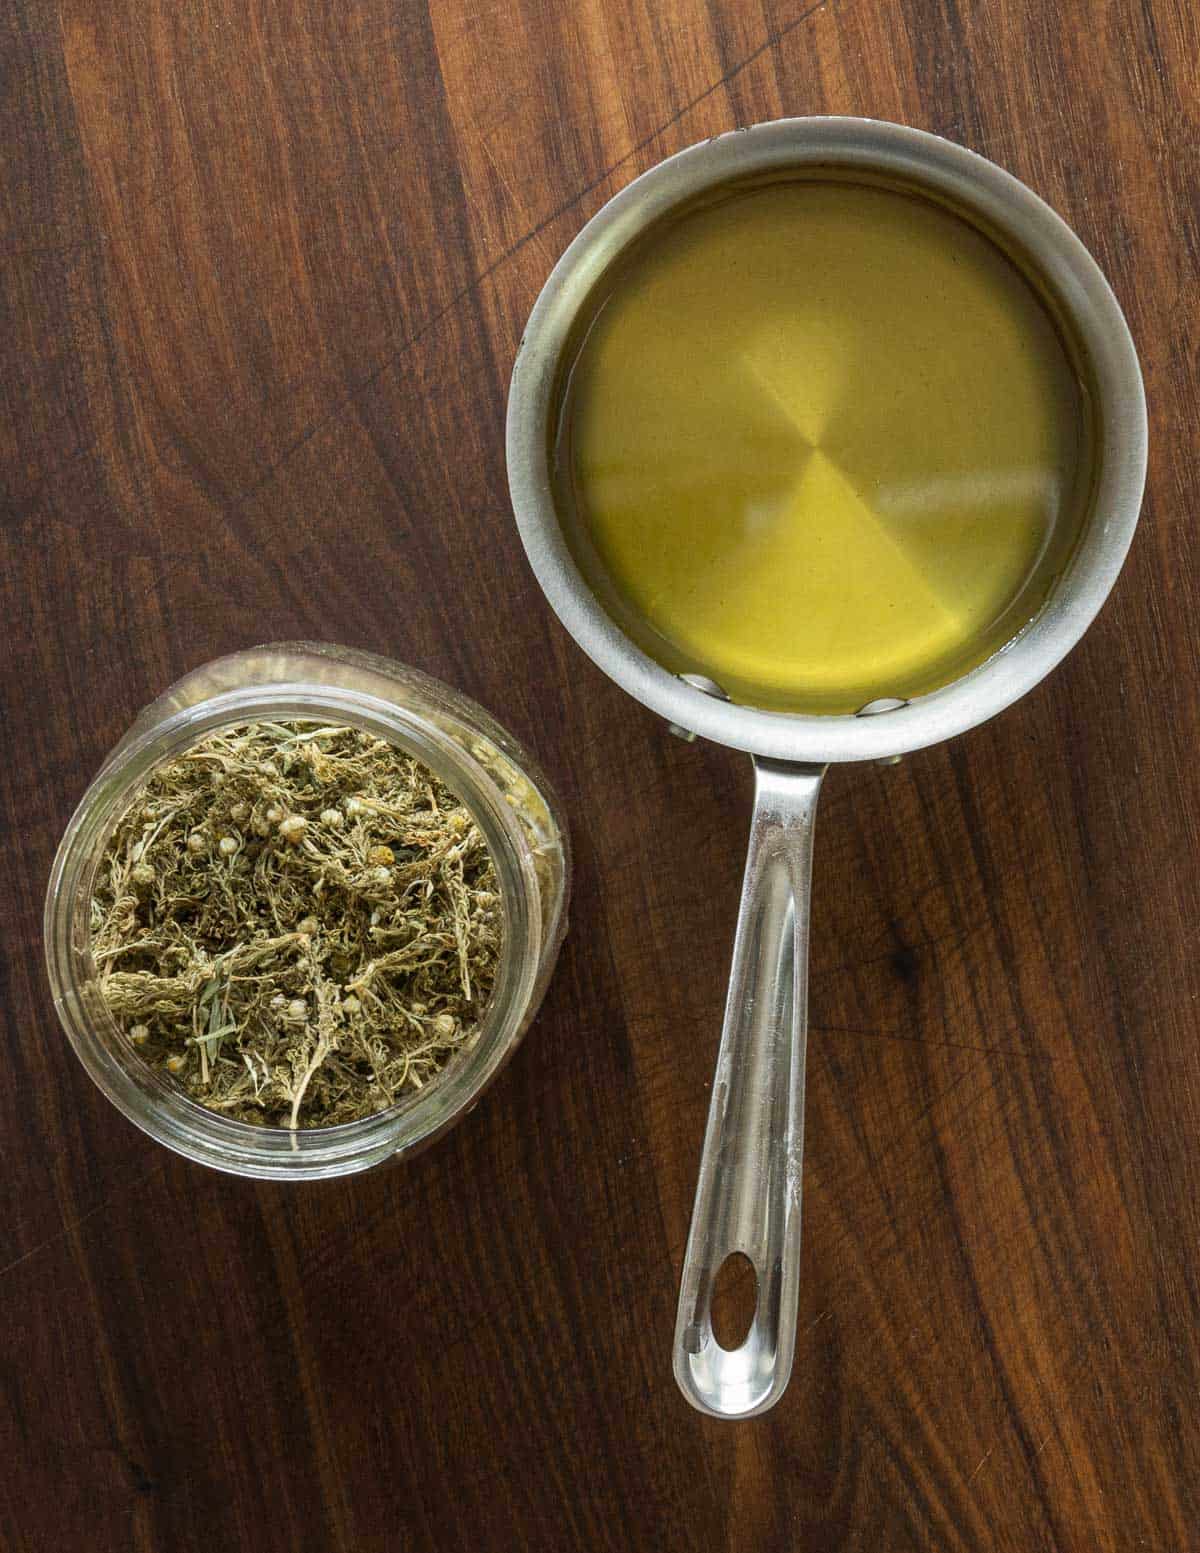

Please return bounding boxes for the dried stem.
[91,720,503,1127]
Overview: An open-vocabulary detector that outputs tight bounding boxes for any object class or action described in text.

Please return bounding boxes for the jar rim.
[45,679,548,1179]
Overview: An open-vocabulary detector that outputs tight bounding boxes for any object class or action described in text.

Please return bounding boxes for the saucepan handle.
[673,758,826,1418]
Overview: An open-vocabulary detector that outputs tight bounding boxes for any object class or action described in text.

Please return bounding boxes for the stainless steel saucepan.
[505,118,1146,1418]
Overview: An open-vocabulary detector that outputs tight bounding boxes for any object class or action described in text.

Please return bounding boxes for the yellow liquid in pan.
[554,180,1092,713]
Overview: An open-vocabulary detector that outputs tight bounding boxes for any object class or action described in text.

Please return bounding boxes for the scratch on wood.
[968,1447,994,1483]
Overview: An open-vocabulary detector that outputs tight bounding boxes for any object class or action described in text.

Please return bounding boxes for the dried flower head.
[90,720,502,1128]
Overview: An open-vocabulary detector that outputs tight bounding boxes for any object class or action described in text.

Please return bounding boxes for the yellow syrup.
[554,178,1092,713]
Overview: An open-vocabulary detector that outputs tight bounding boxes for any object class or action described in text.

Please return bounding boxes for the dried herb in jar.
[90,721,502,1128]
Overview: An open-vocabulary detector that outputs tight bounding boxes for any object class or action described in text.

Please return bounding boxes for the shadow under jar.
[45,643,570,1180]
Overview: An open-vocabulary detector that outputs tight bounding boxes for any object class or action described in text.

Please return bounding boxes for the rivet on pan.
[856,697,909,766]
[681,673,731,701]
[668,673,731,740]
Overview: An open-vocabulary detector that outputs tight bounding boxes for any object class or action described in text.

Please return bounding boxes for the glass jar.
[44,643,570,1179]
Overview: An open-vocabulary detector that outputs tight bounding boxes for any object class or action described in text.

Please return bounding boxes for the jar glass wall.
[45,643,570,1180]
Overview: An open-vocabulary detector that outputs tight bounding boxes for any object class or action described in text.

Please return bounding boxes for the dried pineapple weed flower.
[90,720,503,1129]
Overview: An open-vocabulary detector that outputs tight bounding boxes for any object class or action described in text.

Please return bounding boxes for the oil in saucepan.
[553,178,1093,714]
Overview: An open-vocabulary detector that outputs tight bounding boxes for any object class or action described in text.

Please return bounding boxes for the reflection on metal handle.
[673,759,826,1419]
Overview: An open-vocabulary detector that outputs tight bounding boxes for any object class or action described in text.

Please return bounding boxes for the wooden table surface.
[4,0,1198,1548]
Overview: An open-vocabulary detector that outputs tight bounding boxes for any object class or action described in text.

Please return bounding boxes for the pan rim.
[506,116,1147,762]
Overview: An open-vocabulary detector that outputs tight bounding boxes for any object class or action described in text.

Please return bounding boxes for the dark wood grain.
[3,0,1198,1547]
